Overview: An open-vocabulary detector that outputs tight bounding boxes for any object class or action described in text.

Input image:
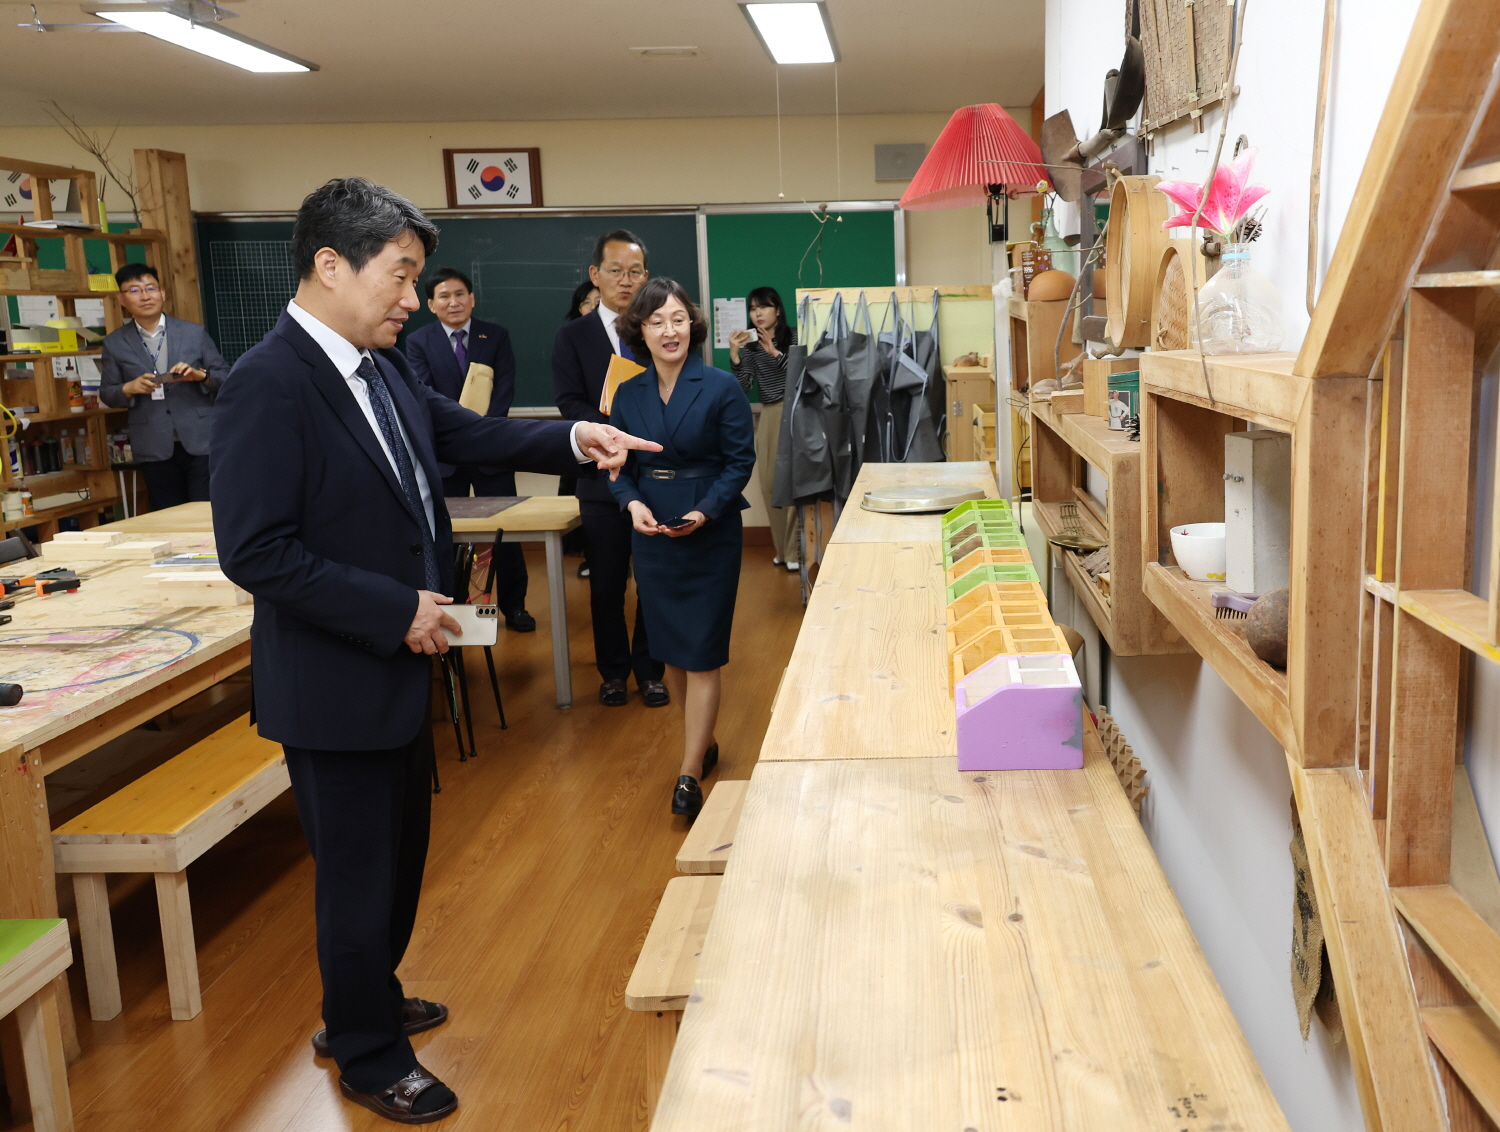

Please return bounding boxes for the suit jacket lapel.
[277,314,415,521]
[661,355,706,442]
[632,364,673,457]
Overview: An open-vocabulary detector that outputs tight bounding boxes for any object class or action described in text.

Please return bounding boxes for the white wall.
[1044,1,1424,1129]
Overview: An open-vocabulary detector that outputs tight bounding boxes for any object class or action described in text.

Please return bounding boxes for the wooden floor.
[12,547,805,1132]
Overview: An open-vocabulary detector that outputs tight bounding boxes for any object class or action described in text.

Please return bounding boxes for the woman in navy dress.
[608,278,756,820]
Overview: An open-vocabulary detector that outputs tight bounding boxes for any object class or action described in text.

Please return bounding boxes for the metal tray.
[859,485,988,514]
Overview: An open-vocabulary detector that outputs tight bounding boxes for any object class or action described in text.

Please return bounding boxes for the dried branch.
[41,100,138,218]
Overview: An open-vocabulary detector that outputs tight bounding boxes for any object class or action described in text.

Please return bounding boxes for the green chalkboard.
[704,209,897,392]
[195,212,699,408]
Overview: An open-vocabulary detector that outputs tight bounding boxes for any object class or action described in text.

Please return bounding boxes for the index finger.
[618,434,664,453]
[439,611,462,634]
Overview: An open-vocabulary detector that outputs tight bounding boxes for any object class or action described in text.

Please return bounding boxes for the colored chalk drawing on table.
[0,626,202,692]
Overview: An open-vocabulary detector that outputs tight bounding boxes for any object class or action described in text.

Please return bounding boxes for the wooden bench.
[627,875,722,1013]
[675,780,749,875]
[52,714,288,1022]
[0,920,75,1132]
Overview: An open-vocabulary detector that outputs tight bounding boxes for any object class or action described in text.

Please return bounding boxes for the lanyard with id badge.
[141,327,167,399]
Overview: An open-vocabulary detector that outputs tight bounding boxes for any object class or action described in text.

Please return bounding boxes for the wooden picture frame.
[442,148,544,209]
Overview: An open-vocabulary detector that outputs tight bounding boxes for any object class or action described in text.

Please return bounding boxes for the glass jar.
[1192,243,1284,354]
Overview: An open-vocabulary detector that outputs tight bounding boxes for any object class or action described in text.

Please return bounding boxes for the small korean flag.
[452,151,535,206]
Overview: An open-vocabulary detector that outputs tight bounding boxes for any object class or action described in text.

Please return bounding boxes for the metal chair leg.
[441,653,466,762]
[454,648,478,758]
[484,644,507,730]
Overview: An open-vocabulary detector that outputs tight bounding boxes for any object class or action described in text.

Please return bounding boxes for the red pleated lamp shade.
[899,104,1049,210]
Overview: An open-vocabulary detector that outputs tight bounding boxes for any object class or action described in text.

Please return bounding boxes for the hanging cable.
[834,64,846,202]
[776,67,785,200]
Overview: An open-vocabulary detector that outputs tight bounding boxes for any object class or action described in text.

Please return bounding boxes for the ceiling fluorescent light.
[739,2,838,65]
[92,9,317,72]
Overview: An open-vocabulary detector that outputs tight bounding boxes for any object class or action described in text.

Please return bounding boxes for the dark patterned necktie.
[452,328,468,372]
[358,356,441,591]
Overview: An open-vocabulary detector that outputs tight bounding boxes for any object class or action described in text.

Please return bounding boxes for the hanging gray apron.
[772,294,836,507]
[837,291,876,500]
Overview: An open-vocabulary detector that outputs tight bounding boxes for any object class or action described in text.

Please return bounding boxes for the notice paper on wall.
[17,295,59,324]
[712,297,747,349]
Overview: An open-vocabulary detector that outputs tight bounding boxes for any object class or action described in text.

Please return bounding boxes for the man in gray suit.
[100,262,230,508]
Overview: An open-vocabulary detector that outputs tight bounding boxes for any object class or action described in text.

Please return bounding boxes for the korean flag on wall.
[3,171,71,213]
[452,151,536,207]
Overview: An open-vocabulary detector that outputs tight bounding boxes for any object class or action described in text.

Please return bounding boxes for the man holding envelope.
[406,268,533,631]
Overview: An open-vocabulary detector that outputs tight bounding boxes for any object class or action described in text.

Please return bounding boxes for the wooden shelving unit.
[0,154,171,537]
[1006,296,1080,493]
[1029,394,1185,655]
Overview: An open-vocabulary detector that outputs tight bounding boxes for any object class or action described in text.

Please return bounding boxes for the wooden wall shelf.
[1143,562,1295,750]
[1140,350,1306,428]
[1030,395,1186,656]
[1365,576,1500,667]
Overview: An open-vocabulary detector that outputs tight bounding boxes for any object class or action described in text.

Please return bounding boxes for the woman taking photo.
[609,278,756,820]
[728,286,797,571]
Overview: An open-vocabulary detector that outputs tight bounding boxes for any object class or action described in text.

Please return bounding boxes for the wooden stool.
[52,714,288,1022]
[0,920,75,1132]
[675,780,749,875]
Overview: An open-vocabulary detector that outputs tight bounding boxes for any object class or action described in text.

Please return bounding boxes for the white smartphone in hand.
[441,604,499,646]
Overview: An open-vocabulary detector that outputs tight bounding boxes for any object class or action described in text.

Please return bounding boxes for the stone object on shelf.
[1246,588,1290,669]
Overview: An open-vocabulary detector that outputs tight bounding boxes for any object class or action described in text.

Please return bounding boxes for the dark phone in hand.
[659,516,693,529]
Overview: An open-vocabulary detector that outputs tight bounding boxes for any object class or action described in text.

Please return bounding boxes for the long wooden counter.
[651,463,1290,1131]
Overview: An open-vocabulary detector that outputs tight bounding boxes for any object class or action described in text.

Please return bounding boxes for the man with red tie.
[406,269,533,631]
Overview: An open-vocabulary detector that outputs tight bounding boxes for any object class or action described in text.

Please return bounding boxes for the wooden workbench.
[100,497,584,707]
[651,464,1290,1131]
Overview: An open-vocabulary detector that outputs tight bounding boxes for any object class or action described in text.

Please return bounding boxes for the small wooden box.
[1051,389,1085,415]
[1082,357,1140,418]
[59,539,174,561]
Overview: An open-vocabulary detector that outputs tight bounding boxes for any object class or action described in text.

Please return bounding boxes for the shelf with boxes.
[1006,295,1082,493]
[1028,359,1186,657]
[940,499,1083,771]
[1137,348,1321,754]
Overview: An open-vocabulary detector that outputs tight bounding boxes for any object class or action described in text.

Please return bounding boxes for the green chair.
[0,920,75,1132]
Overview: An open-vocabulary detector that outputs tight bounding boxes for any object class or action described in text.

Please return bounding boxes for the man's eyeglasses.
[122,284,162,296]
[598,267,647,281]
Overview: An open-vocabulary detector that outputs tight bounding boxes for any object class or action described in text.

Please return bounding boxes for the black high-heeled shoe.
[701,743,719,779]
[672,775,704,820]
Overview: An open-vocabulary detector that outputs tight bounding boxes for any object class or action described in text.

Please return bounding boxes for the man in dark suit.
[552,230,668,708]
[212,178,658,1125]
[405,267,533,632]
[99,262,230,508]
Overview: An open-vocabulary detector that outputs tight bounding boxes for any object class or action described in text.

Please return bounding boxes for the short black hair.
[292,177,439,279]
[565,279,598,322]
[425,267,474,299]
[617,278,708,356]
[115,262,158,288]
[591,229,648,269]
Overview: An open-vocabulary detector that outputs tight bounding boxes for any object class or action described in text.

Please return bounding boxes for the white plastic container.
[1169,522,1227,582]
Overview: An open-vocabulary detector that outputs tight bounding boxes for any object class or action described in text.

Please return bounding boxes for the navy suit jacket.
[211,310,579,750]
[406,316,517,477]
[551,309,619,502]
[606,355,755,522]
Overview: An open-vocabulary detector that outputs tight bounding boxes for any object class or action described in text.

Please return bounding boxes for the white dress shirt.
[286,303,592,536]
[597,304,625,355]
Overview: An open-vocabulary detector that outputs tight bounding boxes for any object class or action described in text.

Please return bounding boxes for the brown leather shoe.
[312,998,448,1059]
[640,679,670,707]
[599,678,628,706]
[339,1067,457,1124]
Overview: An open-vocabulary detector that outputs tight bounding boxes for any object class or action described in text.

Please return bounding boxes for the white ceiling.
[0,0,1042,126]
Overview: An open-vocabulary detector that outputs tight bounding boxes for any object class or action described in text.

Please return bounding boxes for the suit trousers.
[141,442,211,511]
[754,401,797,562]
[579,498,662,685]
[283,724,434,1094]
[441,467,528,613]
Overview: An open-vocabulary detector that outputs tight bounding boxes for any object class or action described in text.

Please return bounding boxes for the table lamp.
[899,103,1050,243]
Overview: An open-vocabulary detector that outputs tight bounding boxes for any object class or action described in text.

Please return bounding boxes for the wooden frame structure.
[1,151,195,538]
[1134,2,1500,1126]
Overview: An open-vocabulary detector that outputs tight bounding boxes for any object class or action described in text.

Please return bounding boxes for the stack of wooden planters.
[942,500,1083,771]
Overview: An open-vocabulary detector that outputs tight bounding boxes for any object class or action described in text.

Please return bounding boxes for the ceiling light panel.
[739,2,838,65]
[93,10,316,72]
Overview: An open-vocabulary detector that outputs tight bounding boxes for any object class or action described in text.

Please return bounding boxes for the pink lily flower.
[1157,147,1270,241]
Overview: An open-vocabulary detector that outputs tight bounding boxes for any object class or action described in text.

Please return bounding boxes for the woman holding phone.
[728,286,797,571]
[608,278,756,820]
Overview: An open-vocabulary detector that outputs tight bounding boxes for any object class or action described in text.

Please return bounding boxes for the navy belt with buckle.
[643,464,721,481]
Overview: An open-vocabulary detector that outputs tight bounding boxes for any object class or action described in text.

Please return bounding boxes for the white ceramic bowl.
[1169,522,1227,582]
